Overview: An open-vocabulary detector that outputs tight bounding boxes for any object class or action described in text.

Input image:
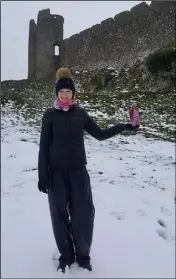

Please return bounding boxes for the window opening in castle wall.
[55,46,59,56]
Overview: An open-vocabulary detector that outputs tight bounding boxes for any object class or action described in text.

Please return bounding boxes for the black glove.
[134,124,140,130]
[38,175,50,194]
[132,124,140,130]
[126,124,140,130]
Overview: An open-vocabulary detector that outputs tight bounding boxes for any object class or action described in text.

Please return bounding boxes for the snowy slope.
[1,107,175,278]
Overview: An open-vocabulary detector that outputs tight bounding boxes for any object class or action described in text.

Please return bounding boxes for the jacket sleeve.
[38,110,52,178]
[84,111,133,141]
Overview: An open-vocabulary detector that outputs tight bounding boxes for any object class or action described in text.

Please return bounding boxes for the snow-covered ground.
[1,107,175,278]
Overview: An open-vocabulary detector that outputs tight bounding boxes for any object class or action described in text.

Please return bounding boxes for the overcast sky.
[1,1,150,81]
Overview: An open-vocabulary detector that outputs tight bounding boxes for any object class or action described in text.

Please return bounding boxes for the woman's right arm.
[38,110,52,178]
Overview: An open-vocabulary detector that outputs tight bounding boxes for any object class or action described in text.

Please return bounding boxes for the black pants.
[48,166,95,263]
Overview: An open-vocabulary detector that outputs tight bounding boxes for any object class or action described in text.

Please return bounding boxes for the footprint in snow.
[136,209,147,217]
[110,211,126,220]
[109,181,115,185]
[8,154,16,158]
[157,218,167,229]
[142,198,152,205]
[156,229,168,240]
[20,138,28,142]
[10,182,24,188]
[22,167,37,172]
[156,219,175,241]
[160,206,172,216]
[99,178,109,183]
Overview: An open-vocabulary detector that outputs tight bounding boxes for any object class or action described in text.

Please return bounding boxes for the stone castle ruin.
[28,9,64,80]
[28,1,175,81]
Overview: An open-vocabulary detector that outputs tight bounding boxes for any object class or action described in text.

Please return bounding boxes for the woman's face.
[58,89,73,101]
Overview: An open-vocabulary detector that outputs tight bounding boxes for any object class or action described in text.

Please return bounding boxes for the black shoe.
[77,258,92,271]
[57,256,75,273]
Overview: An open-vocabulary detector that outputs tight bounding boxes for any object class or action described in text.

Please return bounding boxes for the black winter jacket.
[38,105,134,178]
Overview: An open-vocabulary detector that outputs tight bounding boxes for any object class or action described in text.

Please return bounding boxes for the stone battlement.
[28,1,175,80]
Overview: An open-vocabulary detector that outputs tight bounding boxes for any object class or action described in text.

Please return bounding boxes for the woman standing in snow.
[129,102,141,128]
[38,68,139,273]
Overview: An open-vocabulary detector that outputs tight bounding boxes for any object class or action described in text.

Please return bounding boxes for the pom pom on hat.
[56,68,72,80]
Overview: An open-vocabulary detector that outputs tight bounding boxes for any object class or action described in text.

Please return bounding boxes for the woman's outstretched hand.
[132,124,140,129]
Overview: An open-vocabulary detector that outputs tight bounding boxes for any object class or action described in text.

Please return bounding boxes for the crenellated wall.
[60,1,175,71]
[28,1,175,80]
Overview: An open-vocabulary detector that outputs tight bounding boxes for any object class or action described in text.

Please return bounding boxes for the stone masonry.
[28,9,64,80]
[28,1,175,80]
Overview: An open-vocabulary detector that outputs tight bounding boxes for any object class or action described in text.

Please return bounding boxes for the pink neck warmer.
[56,98,74,108]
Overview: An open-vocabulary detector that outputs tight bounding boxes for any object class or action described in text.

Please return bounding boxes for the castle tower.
[28,19,37,81]
[28,9,64,81]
